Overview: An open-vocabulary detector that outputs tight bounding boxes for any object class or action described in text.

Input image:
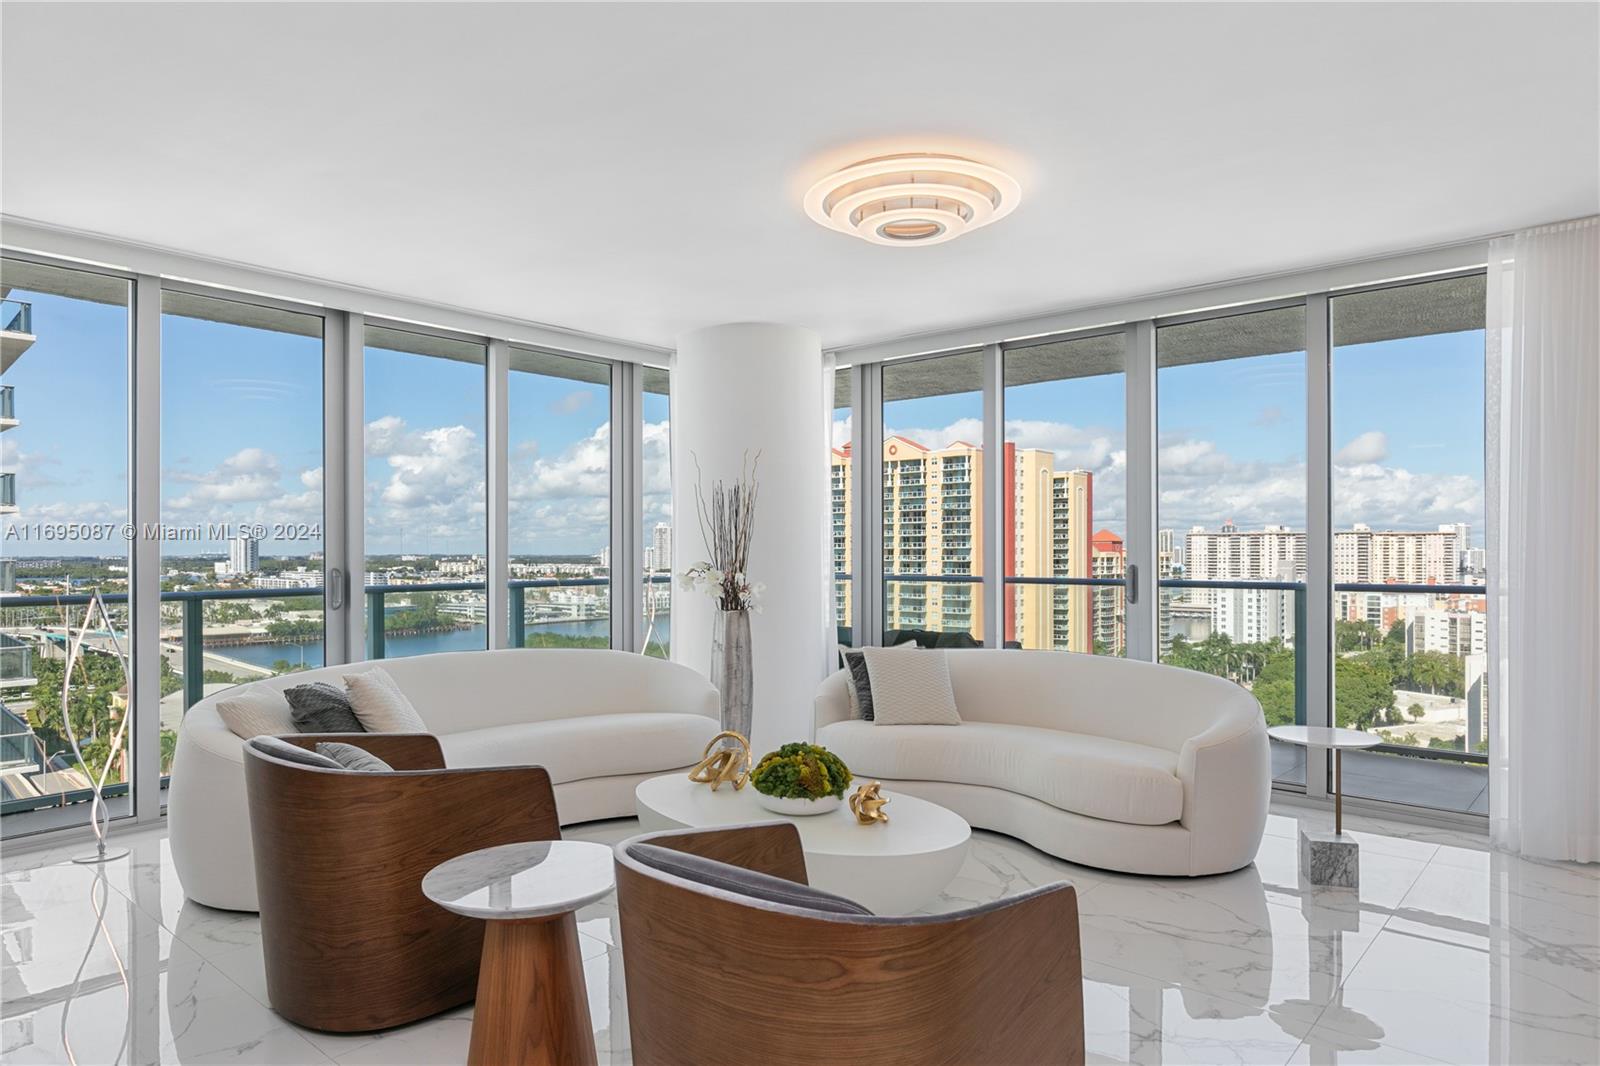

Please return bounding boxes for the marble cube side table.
[1268,725,1383,889]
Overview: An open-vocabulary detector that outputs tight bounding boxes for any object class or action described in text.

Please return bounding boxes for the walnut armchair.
[614,822,1085,1066]
[242,733,560,1033]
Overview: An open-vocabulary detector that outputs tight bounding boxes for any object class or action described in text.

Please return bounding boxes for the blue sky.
[869,328,1486,544]
[4,279,1483,561]
[2,289,662,558]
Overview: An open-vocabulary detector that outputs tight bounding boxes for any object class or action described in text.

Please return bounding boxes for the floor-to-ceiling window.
[161,291,325,710]
[881,351,985,644]
[363,325,488,659]
[1329,274,1488,813]
[507,349,612,650]
[1003,331,1127,655]
[831,365,853,647]
[1156,304,1308,786]
[642,366,671,658]
[0,259,134,836]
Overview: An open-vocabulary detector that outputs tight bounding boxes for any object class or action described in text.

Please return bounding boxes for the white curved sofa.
[170,648,718,911]
[814,649,1269,876]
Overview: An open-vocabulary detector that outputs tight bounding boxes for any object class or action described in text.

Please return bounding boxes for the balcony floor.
[1271,739,1488,815]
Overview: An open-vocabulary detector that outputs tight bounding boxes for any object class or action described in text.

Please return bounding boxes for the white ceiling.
[3,3,1596,350]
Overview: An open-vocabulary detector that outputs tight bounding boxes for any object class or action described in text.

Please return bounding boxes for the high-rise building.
[881,436,984,638]
[228,533,260,575]
[1157,528,1183,575]
[1,298,35,582]
[831,446,852,628]
[1091,529,1126,655]
[652,522,672,571]
[1185,524,1306,583]
[1334,524,1460,584]
[1042,467,1092,652]
[1405,608,1486,657]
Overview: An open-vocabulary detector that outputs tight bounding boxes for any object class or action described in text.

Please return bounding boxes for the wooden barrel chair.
[613,822,1086,1066]
[242,733,560,1032]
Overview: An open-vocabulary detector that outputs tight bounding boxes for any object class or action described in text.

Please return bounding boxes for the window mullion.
[130,274,162,824]
[1305,292,1333,799]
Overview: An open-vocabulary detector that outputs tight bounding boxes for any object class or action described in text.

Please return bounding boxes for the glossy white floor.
[3,802,1596,1065]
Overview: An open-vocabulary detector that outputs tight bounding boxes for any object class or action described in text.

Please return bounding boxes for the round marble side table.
[1267,725,1382,889]
[423,840,614,1066]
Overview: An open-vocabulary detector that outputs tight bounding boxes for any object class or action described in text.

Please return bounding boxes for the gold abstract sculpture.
[849,781,891,825]
[687,731,753,791]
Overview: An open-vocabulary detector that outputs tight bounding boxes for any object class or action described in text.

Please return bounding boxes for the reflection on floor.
[1270,742,1488,815]
[3,802,1594,1064]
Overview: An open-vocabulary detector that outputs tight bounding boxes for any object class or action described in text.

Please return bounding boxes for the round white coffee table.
[423,841,613,1066]
[635,774,970,915]
[1268,725,1383,889]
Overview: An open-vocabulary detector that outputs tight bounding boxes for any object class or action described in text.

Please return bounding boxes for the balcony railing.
[1,299,31,335]
[1331,581,1488,767]
[0,384,13,422]
[0,473,13,508]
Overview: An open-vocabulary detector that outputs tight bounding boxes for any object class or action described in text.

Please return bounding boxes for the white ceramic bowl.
[753,792,844,817]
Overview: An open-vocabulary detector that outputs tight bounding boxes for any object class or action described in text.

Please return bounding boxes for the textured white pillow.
[215,687,296,740]
[343,668,428,733]
[862,647,961,726]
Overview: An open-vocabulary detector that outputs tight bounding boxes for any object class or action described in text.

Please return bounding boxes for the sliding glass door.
[881,350,985,644]
[362,325,488,659]
[1156,304,1309,788]
[160,291,325,700]
[1002,331,1127,655]
[1330,274,1488,812]
[506,349,612,650]
[0,259,134,837]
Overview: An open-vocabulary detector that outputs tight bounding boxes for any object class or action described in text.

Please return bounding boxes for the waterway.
[220,615,671,671]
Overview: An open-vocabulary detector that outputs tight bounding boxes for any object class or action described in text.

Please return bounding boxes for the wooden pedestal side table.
[423,841,614,1066]
[1267,725,1383,889]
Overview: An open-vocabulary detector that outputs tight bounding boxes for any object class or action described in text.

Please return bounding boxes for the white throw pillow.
[343,667,428,733]
[862,647,961,726]
[215,687,297,741]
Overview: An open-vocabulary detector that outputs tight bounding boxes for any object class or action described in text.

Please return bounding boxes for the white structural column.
[672,323,828,750]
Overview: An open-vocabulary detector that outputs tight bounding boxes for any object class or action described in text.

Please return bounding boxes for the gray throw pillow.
[841,650,875,721]
[284,681,366,734]
[314,742,392,773]
[629,843,873,916]
[247,735,342,769]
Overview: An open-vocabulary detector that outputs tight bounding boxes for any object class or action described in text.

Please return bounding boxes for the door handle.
[329,567,346,610]
[1125,563,1139,606]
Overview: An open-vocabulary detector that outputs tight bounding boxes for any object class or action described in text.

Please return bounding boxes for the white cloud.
[884,417,985,450]
[1335,430,1389,465]
[167,447,283,507]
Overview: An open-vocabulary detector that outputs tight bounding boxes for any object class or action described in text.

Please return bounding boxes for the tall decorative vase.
[711,609,754,741]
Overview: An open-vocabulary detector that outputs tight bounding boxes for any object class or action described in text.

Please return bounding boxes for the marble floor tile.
[1078,867,1386,1020]
[1083,962,1306,1065]
[1301,924,1600,1065]
[5,799,1597,1066]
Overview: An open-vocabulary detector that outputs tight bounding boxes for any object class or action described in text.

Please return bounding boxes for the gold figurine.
[849,781,890,825]
[687,731,753,791]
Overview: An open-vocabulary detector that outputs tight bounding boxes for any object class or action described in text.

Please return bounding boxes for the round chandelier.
[803,153,1021,247]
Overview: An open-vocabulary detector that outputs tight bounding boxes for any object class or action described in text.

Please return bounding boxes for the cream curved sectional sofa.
[169,649,719,911]
[815,649,1270,876]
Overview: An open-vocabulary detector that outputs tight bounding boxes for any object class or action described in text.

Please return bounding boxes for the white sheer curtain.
[1486,216,1600,863]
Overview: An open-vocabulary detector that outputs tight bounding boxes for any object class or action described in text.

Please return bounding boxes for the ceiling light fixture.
[803,153,1021,247]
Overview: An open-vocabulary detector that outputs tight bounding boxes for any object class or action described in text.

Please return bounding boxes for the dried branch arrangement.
[681,451,764,611]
